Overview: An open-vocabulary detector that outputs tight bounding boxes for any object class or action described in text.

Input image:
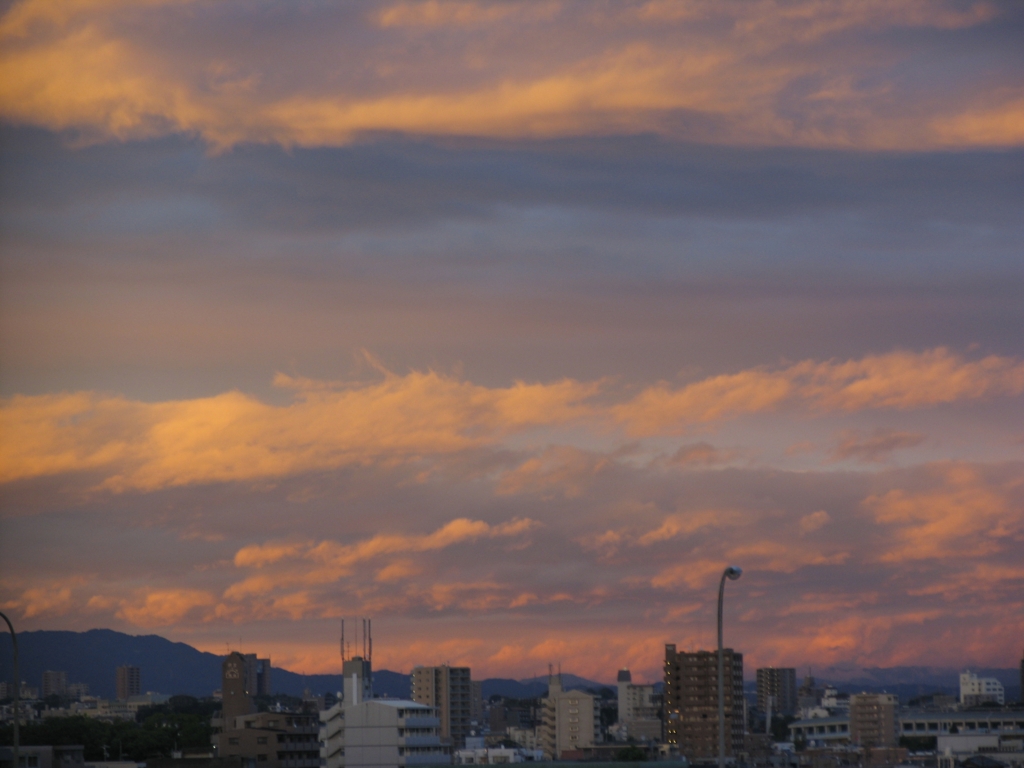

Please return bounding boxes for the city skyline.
[1,0,1023,682]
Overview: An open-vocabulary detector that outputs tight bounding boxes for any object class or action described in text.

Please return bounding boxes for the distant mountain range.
[0,629,1019,703]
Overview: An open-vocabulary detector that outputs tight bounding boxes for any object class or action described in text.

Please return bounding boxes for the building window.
[258,755,268,762]
[229,738,240,746]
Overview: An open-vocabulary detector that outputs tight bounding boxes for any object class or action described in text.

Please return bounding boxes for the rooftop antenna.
[368,618,372,663]
[341,619,346,663]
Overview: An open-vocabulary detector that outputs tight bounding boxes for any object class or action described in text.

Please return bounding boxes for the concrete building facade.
[756,668,797,717]
[539,674,599,759]
[616,669,662,742]
[960,672,1005,707]
[410,665,472,748]
[664,645,744,762]
[849,693,898,748]
[213,651,319,768]
[242,655,272,697]
[41,672,67,699]
[114,666,140,701]
[344,700,448,768]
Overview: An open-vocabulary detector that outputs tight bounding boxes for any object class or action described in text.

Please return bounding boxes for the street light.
[0,611,18,768]
[718,566,742,768]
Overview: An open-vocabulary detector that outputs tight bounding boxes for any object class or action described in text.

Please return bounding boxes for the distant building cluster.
[3,643,1023,768]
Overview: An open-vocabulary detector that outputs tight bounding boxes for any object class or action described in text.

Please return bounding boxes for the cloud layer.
[1,0,1022,150]
[3,348,1021,491]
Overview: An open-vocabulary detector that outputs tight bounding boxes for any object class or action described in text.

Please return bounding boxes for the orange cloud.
[615,348,1024,435]
[798,510,831,534]
[377,1,558,28]
[864,463,1020,562]
[0,0,1017,150]
[224,517,538,603]
[0,369,595,490]
[637,510,741,545]
[2,583,74,618]
[831,429,925,463]
[496,445,612,498]
[115,588,218,627]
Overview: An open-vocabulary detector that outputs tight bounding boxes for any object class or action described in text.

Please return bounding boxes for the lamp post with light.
[718,566,742,768]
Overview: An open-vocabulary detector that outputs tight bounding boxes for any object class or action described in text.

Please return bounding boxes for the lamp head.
[725,565,743,580]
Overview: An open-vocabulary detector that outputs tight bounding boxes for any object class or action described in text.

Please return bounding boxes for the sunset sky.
[1,0,1023,684]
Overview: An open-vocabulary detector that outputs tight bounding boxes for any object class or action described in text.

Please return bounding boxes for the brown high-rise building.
[664,645,744,761]
[221,651,255,725]
[849,693,898,748]
[115,665,140,700]
[756,667,797,717]
[411,665,472,748]
[213,652,317,768]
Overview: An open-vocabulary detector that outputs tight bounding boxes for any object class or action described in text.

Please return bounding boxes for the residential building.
[756,668,797,717]
[849,693,898,748]
[0,745,85,768]
[664,645,744,762]
[470,681,483,726]
[505,727,540,750]
[489,702,535,735]
[344,699,448,768]
[793,707,1024,745]
[65,684,88,701]
[214,652,318,768]
[538,673,599,759]
[114,666,140,701]
[41,672,67,699]
[320,655,375,768]
[788,715,851,746]
[242,654,272,697]
[960,671,1005,707]
[411,665,472,748]
[797,673,824,714]
[616,669,662,742]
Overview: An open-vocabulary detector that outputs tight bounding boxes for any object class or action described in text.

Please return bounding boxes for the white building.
[961,671,1005,706]
[615,669,661,742]
[320,657,448,768]
[344,700,448,768]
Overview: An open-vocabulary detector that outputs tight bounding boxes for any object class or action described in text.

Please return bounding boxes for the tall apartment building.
[410,665,472,748]
[214,652,319,768]
[849,693,898,748]
[41,670,68,698]
[115,665,141,701]
[539,673,599,759]
[756,668,797,717]
[241,654,272,697]
[616,669,662,742]
[960,671,1004,706]
[664,645,744,762]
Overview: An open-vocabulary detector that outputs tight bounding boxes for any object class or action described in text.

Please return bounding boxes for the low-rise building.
[961,672,1006,707]
[0,745,85,768]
